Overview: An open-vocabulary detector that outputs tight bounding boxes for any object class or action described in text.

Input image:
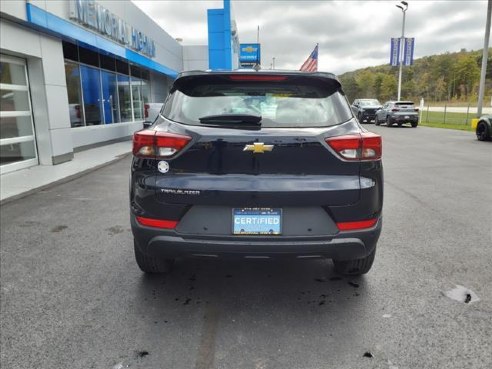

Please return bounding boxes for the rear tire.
[333,247,376,275]
[476,122,490,141]
[134,238,174,274]
[411,122,418,128]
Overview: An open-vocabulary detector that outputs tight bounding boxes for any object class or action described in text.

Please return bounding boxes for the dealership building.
[0,0,240,174]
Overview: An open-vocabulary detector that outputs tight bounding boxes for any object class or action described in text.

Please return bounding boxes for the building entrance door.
[0,54,38,174]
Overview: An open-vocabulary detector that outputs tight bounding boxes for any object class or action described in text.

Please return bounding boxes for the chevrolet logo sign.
[242,46,257,53]
[243,142,274,153]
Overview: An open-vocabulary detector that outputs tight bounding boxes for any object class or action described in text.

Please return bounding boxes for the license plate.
[233,208,282,235]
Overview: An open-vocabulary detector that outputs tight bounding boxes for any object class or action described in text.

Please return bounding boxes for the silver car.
[375,101,419,127]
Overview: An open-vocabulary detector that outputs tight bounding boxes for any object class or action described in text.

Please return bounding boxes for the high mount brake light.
[326,133,382,161]
[228,75,288,81]
[133,131,191,158]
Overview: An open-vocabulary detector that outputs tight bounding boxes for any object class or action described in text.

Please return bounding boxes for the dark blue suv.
[130,71,383,275]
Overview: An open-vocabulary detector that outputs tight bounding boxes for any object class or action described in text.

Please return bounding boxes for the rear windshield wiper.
[199,114,262,125]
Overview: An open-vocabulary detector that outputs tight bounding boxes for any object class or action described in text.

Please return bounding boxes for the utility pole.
[477,0,491,116]
[396,1,408,101]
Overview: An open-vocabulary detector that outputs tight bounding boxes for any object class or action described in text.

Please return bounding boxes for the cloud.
[133,0,489,74]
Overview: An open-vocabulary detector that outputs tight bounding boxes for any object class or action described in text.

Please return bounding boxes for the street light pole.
[477,0,491,116]
[396,1,408,101]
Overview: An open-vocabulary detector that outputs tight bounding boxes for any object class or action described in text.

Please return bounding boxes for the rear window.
[163,75,353,128]
[359,99,380,106]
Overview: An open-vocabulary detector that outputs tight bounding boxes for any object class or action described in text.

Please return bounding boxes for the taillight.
[391,108,399,112]
[414,108,419,112]
[326,133,381,161]
[337,218,378,231]
[144,103,150,118]
[133,131,191,158]
[136,216,178,229]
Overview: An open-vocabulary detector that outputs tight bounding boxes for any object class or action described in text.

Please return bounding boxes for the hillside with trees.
[338,48,491,104]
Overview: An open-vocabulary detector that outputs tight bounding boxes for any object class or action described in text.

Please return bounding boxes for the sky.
[132,0,490,75]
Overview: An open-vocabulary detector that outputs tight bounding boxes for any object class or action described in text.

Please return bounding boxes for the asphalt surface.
[1,125,491,369]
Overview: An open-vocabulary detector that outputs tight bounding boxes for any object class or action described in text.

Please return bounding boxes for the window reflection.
[101,71,119,124]
[80,66,103,125]
[65,62,84,127]
[118,75,132,122]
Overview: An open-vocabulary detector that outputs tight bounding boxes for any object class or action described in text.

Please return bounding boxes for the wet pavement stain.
[51,225,68,233]
[136,350,149,358]
[329,276,342,281]
[348,281,359,288]
[363,352,374,358]
[106,225,125,236]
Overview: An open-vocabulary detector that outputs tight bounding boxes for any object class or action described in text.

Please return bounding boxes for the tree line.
[338,48,491,104]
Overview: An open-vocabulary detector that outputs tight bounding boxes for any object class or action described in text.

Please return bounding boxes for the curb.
[0,152,131,206]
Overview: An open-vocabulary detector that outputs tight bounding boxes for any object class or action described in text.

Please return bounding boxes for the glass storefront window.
[80,66,103,125]
[65,62,85,127]
[0,62,27,85]
[101,71,119,124]
[118,75,132,122]
[131,78,143,120]
[0,140,36,166]
[0,116,33,139]
[62,43,153,126]
[0,90,30,111]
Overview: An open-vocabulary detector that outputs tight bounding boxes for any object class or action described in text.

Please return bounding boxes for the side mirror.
[143,121,152,129]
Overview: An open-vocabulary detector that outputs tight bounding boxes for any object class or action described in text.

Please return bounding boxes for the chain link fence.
[420,104,488,126]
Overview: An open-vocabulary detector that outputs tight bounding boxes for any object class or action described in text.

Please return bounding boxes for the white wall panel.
[0,0,28,20]
[0,20,42,58]
[45,85,70,130]
[71,122,142,149]
[49,127,73,156]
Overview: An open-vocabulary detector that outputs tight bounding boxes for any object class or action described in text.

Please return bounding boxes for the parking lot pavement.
[1,126,491,369]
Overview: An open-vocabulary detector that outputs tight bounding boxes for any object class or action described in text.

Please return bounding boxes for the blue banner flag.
[404,38,415,66]
[390,38,400,66]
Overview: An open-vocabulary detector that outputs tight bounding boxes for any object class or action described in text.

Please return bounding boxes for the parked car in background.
[475,115,492,141]
[375,101,419,127]
[130,70,383,276]
[351,99,382,123]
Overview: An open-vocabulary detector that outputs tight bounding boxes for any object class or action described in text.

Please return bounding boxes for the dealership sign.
[239,43,261,66]
[69,0,156,58]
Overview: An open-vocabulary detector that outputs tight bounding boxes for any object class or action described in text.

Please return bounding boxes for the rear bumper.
[131,214,382,261]
[360,113,377,122]
[390,114,419,123]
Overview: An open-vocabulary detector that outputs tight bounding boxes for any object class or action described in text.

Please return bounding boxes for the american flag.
[300,44,318,72]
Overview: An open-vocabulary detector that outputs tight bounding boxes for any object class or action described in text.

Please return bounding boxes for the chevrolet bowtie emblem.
[243,142,274,153]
